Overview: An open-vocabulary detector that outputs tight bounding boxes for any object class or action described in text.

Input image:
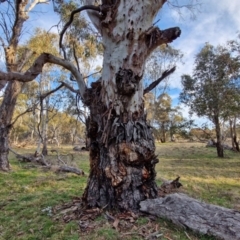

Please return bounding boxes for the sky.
[1,0,240,126]
[155,0,240,125]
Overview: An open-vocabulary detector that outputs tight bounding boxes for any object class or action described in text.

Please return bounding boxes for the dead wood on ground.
[140,193,240,240]
[9,148,84,175]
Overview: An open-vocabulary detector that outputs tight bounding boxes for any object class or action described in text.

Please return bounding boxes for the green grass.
[0,143,239,240]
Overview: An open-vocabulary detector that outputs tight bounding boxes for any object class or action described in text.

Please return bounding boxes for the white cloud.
[162,0,240,90]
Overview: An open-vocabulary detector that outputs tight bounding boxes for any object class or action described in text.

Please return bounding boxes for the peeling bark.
[140,193,240,240]
[81,0,181,210]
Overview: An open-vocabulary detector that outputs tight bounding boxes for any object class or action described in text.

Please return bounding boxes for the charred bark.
[140,193,240,240]
[82,81,159,210]
[214,115,224,158]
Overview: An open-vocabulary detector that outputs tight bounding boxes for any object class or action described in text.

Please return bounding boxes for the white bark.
[97,0,172,113]
[26,0,50,13]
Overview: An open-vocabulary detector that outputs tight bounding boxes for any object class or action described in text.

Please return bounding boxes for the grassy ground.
[0,142,239,240]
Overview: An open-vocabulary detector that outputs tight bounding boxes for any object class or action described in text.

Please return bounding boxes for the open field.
[0,142,239,240]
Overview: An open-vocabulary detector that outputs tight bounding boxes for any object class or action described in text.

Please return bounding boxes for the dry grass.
[0,142,239,240]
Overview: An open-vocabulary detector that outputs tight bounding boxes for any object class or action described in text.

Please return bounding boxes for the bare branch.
[26,0,50,13]
[144,66,176,95]
[84,0,102,33]
[146,27,181,54]
[60,81,79,94]
[39,83,64,100]
[0,53,86,99]
[73,42,80,72]
[10,107,35,126]
[59,5,100,56]
[83,69,102,79]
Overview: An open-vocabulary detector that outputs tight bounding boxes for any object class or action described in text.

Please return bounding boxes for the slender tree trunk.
[214,115,224,158]
[229,118,235,150]
[161,123,166,143]
[230,116,240,152]
[0,81,23,171]
[82,0,180,210]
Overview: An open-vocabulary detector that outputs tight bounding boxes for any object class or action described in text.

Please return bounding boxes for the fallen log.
[9,148,49,166]
[56,165,84,175]
[10,148,84,176]
[140,193,240,240]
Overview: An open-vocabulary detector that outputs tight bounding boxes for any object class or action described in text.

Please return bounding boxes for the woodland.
[0,0,240,239]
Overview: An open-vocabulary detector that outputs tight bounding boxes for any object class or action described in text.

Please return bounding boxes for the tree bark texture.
[0,81,23,171]
[214,115,224,157]
[82,0,180,210]
[0,0,31,170]
[140,193,240,240]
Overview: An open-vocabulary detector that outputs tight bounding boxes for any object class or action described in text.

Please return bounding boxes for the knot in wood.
[116,68,139,96]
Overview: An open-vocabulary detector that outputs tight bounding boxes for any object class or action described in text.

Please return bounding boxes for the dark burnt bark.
[214,115,224,158]
[82,80,159,210]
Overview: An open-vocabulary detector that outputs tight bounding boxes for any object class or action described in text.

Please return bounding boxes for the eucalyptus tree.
[0,0,51,171]
[0,0,181,209]
[180,43,240,157]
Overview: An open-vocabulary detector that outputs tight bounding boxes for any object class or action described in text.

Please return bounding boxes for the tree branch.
[10,107,35,126]
[0,53,86,99]
[144,66,176,95]
[26,0,50,13]
[145,27,181,54]
[59,5,100,57]
[84,0,102,33]
[83,69,102,79]
[39,83,64,100]
[60,81,79,94]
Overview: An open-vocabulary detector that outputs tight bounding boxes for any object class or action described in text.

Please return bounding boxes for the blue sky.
[1,0,239,125]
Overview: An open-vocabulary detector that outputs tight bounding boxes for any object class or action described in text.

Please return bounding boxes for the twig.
[184,231,192,240]
[59,5,100,58]
[144,66,176,94]
[83,69,102,79]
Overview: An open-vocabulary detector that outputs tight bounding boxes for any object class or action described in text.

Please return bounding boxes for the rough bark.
[0,81,23,171]
[140,193,240,240]
[82,0,181,210]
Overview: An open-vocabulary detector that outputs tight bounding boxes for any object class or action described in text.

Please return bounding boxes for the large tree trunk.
[0,81,23,171]
[140,193,240,240]
[82,0,180,210]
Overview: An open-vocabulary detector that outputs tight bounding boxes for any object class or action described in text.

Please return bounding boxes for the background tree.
[0,0,51,171]
[180,43,240,157]
[147,93,187,143]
